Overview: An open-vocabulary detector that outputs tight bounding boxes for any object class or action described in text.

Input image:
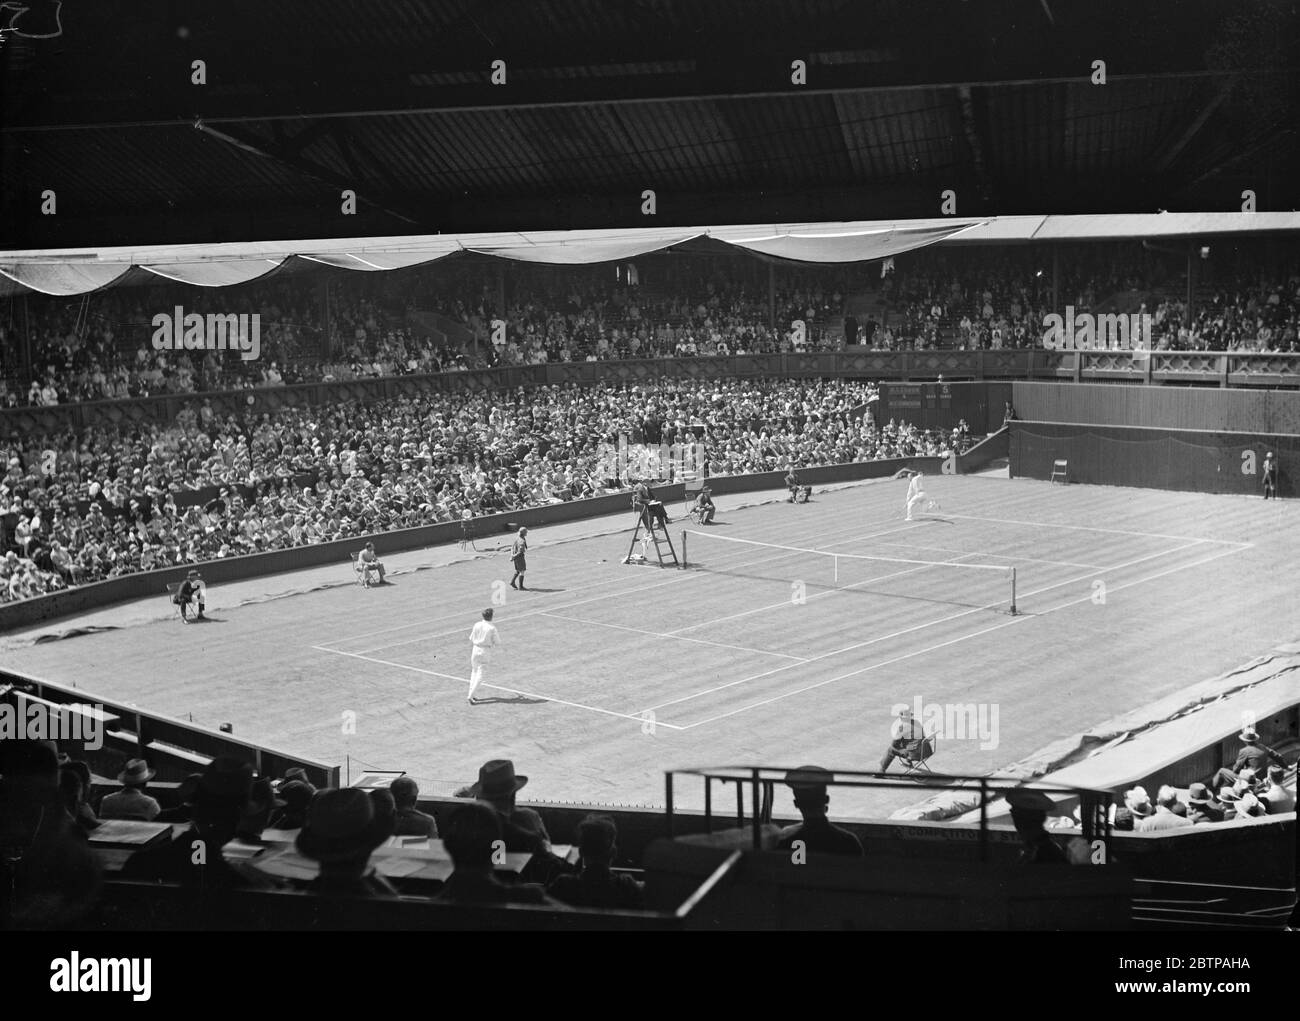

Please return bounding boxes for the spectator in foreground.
[391,776,438,838]
[235,776,286,844]
[120,756,281,888]
[1137,788,1192,832]
[60,759,99,832]
[268,780,314,831]
[467,758,573,884]
[154,773,203,824]
[775,765,864,858]
[548,814,645,909]
[0,740,102,928]
[98,758,162,821]
[296,787,398,897]
[1260,766,1295,814]
[435,802,558,907]
[1211,727,1287,791]
[1006,789,1068,864]
[1185,783,1224,825]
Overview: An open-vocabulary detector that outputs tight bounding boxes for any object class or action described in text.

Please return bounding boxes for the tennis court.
[5,473,1289,814]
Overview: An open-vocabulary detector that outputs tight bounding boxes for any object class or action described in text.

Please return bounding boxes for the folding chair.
[682,474,705,519]
[165,582,183,619]
[897,733,938,777]
[1050,460,1069,483]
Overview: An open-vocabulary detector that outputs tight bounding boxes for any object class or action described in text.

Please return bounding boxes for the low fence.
[7,348,1300,439]
[0,671,339,789]
[1010,421,1298,496]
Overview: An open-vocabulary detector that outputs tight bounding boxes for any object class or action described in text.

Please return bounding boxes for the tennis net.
[680,529,1019,614]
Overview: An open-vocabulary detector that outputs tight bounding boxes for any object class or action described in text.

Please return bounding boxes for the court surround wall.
[1,453,967,630]
[1010,421,1298,496]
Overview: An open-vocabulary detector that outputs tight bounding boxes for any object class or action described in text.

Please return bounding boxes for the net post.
[1009,567,1017,615]
[681,530,687,569]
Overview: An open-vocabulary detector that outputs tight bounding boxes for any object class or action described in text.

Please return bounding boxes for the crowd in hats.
[1,375,969,603]
[1109,726,1294,831]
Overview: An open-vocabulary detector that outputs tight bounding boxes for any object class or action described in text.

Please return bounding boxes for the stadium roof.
[3,212,1299,297]
[2,0,1297,250]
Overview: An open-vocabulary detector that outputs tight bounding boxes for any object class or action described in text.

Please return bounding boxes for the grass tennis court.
[6,473,1293,817]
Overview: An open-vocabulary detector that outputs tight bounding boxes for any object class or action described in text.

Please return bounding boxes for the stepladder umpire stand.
[624,502,679,567]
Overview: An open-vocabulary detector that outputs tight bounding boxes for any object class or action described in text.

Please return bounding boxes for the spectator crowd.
[1,376,968,602]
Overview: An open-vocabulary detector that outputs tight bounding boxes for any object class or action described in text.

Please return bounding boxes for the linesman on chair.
[175,569,206,623]
[879,707,924,773]
[786,469,811,504]
[359,542,386,585]
[694,486,716,525]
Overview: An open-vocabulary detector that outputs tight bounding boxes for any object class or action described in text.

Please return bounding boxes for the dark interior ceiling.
[2,0,1297,250]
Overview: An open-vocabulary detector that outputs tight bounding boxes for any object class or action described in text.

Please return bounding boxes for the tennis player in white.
[904,470,938,520]
[467,607,501,705]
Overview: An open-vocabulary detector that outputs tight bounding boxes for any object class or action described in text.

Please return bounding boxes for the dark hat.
[281,766,314,789]
[1005,788,1056,813]
[467,759,528,799]
[784,765,833,793]
[296,788,394,862]
[195,756,255,807]
[277,780,314,812]
[1187,782,1215,805]
[117,758,156,786]
[186,569,201,579]
[250,775,286,810]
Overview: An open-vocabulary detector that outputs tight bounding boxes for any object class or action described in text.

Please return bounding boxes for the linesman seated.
[358,542,386,584]
[175,569,206,623]
[785,470,811,504]
[694,487,716,525]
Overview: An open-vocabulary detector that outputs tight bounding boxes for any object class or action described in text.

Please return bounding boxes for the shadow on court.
[477,693,548,705]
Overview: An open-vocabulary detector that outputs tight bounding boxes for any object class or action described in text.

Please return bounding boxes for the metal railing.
[665,765,1114,863]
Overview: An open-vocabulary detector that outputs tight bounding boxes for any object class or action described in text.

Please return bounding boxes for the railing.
[664,765,1114,863]
[0,669,340,789]
[7,349,1300,438]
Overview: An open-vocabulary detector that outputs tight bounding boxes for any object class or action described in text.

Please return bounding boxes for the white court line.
[863,541,1106,571]
[941,513,1253,546]
[676,541,1252,730]
[321,517,909,645]
[667,551,986,635]
[310,645,683,729]
[639,538,1208,715]
[336,522,937,655]
[535,611,809,662]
